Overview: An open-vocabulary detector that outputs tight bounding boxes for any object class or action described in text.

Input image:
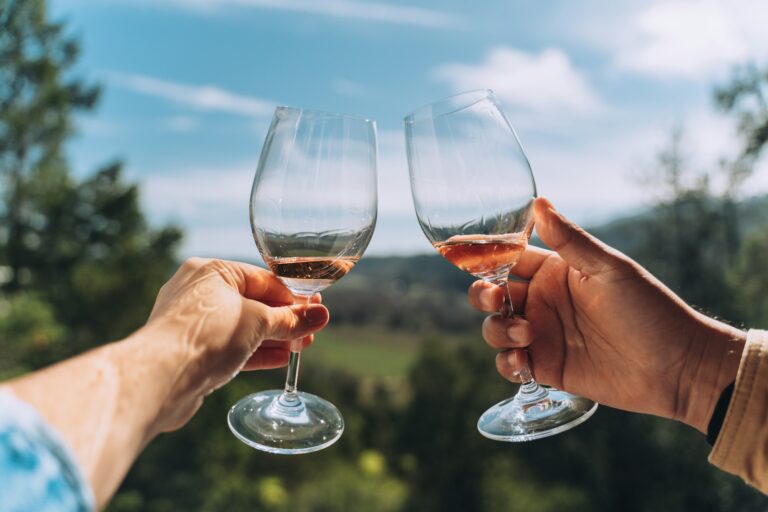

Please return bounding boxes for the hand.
[5,257,330,507]
[468,198,745,432]
[138,257,329,433]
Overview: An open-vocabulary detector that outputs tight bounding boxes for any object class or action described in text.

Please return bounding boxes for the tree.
[0,0,181,364]
[0,0,99,291]
[632,128,740,319]
[716,63,768,166]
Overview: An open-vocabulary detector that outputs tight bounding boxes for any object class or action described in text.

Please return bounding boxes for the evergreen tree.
[0,0,181,363]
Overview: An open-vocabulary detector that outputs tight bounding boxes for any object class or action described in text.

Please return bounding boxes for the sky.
[51,0,768,258]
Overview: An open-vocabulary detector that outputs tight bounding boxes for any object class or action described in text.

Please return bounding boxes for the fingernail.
[506,323,525,342]
[304,305,327,325]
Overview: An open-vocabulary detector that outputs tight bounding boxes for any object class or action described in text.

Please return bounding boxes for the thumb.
[246,300,329,343]
[534,197,621,276]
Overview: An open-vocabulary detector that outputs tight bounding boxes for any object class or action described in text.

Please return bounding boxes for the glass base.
[478,386,597,442]
[227,390,344,454]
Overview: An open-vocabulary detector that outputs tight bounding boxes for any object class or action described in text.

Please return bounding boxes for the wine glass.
[404,89,597,441]
[228,106,378,454]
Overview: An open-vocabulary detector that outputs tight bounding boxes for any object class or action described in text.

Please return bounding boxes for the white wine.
[433,233,527,280]
[266,256,359,295]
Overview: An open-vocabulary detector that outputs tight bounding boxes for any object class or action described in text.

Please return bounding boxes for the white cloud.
[141,0,459,28]
[434,47,601,115]
[105,71,274,118]
[141,130,412,220]
[610,1,768,79]
[376,129,416,216]
[529,103,768,225]
[141,164,254,219]
[182,226,257,259]
[135,128,419,258]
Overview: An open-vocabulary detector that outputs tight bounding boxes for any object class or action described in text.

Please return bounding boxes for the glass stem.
[495,278,549,405]
[277,295,308,408]
[283,352,301,397]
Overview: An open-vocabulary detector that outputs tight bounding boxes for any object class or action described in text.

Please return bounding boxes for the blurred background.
[3,0,768,510]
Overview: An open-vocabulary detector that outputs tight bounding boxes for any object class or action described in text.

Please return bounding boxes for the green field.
[308,325,477,378]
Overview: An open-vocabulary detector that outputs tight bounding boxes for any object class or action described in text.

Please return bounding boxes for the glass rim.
[276,105,376,125]
[404,89,495,124]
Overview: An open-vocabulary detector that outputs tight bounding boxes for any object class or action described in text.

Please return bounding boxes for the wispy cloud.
[105,71,275,118]
[578,1,768,79]
[153,0,459,28]
[434,47,601,116]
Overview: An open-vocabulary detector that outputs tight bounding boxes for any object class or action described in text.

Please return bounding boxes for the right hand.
[468,197,745,432]
[140,258,329,433]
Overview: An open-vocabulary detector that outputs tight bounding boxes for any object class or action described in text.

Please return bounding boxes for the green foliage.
[730,229,768,326]
[25,162,182,349]
[0,292,63,376]
[0,0,100,292]
[0,0,182,368]
[716,63,768,162]
[481,457,590,512]
[290,458,407,512]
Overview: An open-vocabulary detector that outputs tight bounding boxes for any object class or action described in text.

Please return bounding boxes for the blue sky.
[51,0,768,258]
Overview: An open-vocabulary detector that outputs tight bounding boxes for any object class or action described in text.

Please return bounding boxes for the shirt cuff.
[708,329,768,492]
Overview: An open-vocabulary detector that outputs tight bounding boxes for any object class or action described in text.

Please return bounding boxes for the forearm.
[2,324,184,509]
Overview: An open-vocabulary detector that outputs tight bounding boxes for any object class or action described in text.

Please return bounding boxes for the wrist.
[116,321,193,437]
[676,313,745,433]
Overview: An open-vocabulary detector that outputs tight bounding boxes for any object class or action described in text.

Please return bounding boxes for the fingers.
[259,336,314,350]
[255,301,329,342]
[242,335,315,371]
[508,245,552,280]
[241,347,292,370]
[495,349,530,383]
[467,280,528,313]
[482,316,533,349]
[181,258,327,306]
[227,260,296,304]
[533,197,621,276]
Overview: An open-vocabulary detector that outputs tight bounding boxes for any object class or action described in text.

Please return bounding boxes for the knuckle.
[182,257,207,270]
[481,316,493,338]
[203,258,229,272]
[271,307,299,338]
[495,353,519,382]
[467,290,481,309]
[481,316,503,346]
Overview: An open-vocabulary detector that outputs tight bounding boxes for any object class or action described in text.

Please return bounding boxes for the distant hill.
[589,193,768,257]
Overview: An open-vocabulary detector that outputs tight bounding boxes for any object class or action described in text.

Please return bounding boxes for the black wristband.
[706,381,735,445]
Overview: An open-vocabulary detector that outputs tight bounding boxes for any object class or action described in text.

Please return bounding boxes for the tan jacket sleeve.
[709,329,768,492]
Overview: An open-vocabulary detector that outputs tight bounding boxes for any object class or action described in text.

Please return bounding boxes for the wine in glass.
[228,106,377,454]
[404,89,597,441]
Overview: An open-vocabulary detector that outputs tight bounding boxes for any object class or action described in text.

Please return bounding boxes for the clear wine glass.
[227,106,378,454]
[404,89,597,441]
